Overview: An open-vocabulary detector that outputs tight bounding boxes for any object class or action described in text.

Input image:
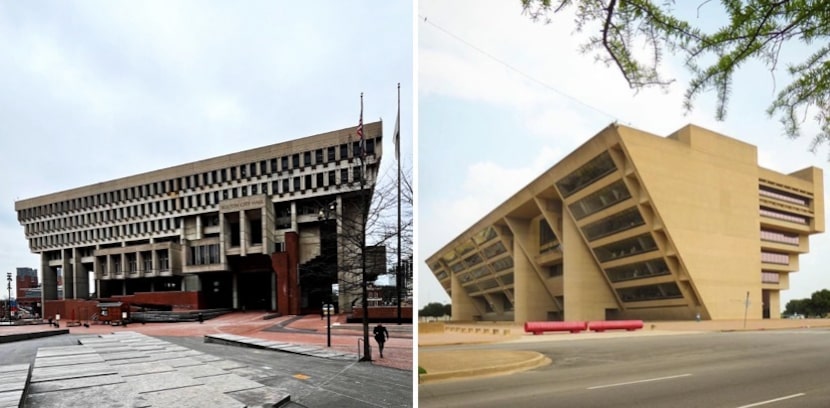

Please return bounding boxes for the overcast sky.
[0,2,413,297]
[418,0,830,308]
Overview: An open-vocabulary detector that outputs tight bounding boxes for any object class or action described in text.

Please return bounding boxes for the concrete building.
[15,122,382,315]
[427,124,824,322]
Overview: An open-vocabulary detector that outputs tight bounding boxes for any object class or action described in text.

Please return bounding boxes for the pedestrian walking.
[373,323,389,358]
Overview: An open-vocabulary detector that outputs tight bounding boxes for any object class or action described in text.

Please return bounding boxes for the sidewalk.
[418,319,830,383]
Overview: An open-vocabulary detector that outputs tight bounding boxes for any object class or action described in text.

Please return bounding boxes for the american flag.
[357,92,365,159]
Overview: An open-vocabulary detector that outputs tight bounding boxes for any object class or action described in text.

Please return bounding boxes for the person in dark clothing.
[373,323,390,358]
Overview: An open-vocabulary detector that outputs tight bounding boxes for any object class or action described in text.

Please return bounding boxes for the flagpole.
[357,92,371,362]
[395,83,402,325]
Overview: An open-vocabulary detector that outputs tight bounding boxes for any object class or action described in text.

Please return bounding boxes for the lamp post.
[325,303,332,347]
[6,272,11,321]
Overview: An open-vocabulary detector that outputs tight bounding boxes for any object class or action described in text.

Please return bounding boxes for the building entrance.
[237,271,273,311]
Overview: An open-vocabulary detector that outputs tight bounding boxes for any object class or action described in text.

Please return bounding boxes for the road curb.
[419,351,551,383]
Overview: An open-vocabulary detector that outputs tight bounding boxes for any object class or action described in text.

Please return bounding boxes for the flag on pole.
[394,83,400,161]
[357,92,365,159]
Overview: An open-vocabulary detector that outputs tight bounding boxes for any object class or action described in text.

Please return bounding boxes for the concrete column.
[451,269,478,321]
[562,210,618,321]
[41,254,57,302]
[239,210,248,257]
[73,248,89,298]
[150,280,155,292]
[219,212,228,265]
[232,273,239,309]
[152,250,159,276]
[271,273,277,311]
[505,217,557,323]
[290,201,298,231]
[196,215,203,240]
[96,280,101,299]
[62,250,73,300]
[121,279,126,296]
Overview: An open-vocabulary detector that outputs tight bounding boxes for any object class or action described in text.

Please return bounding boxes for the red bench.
[524,321,588,335]
[587,320,644,332]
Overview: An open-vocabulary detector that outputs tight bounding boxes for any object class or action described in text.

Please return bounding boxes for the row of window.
[189,244,221,266]
[761,251,789,265]
[760,229,800,245]
[761,271,780,284]
[557,151,617,197]
[759,186,809,206]
[760,207,808,224]
[26,167,363,236]
[18,138,378,221]
[617,282,682,302]
[594,233,658,263]
[99,250,170,274]
[569,180,631,220]
[30,218,182,250]
[582,206,644,242]
[605,258,670,283]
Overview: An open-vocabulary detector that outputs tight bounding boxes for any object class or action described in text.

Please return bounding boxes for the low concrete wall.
[0,329,69,344]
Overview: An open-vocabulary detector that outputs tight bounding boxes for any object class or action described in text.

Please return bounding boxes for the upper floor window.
[557,151,617,197]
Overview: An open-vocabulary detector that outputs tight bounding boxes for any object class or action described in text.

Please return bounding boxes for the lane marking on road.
[587,373,693,390]
[736,393,805,408]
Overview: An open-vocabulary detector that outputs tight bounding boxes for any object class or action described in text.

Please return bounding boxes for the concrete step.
[24,332,291,407]
[0,363,30,408]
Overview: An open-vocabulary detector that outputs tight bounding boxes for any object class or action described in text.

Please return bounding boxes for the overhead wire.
[419,14,625,125]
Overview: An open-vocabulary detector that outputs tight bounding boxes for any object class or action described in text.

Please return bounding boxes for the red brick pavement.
[0,313,414,371]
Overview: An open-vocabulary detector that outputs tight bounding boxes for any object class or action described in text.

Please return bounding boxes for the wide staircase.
[9,331,292,407]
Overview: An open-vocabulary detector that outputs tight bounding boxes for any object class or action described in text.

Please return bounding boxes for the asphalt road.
[419,329,830,408]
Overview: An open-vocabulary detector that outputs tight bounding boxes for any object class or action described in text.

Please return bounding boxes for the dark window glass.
[617,283,682,302]
[606,258,670,282]
[539,218,558,252]
[594,233,658,263]
[582,207,645,241]
[556,151,617,197]
[569,180,631,220]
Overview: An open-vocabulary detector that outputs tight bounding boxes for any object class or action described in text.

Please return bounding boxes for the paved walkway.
[0,312,413,371]
[27,331,289,407]
[0,312,412,406]
[418,319,830,383]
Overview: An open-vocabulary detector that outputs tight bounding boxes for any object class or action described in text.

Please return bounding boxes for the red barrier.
[587,320,644,332]
[524,321,588,335]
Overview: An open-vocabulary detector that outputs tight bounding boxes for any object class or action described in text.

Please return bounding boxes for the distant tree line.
[419,302,451,318]
[784,289,830,318]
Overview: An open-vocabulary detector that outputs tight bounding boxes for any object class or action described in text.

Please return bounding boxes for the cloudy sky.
[418,0,830,308]
[0,2,413,296]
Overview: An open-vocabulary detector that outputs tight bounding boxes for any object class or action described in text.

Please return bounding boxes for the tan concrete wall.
[507,217,557,322]
[562,209,618,321]
[619,125,762,319]
[451,271,478,321]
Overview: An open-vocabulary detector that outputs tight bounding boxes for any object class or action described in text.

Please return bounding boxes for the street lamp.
[324,303,332,347]
[6,272,11,321]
